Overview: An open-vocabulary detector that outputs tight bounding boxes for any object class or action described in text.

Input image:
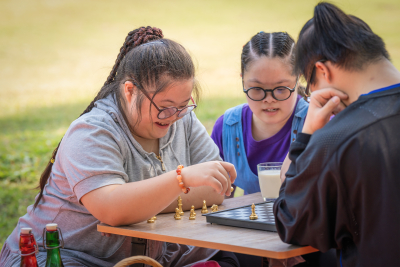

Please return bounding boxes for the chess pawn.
[201,200,208,214]
[152,216,157,221]
[147,217,155,223]
[211,204,218,212]
[178,196,184,215]
[174,208,182,220]
[189,205,196,220]
[249,203,258,220]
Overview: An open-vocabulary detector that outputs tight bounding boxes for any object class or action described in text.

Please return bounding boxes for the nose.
[263,92,276,103]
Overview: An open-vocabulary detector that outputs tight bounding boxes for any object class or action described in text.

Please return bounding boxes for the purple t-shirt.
[211,97,300,176]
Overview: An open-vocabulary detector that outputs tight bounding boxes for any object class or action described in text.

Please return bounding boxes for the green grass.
[1,0,400,250]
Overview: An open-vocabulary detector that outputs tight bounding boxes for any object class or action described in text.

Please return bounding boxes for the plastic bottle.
[19,227,39,267]
[43,223,65,267]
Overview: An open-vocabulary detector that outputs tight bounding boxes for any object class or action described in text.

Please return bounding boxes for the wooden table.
[98,193,317,259]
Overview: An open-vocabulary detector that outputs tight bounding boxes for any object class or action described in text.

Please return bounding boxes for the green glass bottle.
[43,223,64,267]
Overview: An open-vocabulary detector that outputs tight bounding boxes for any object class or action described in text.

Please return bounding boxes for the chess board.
[203,201,277,232]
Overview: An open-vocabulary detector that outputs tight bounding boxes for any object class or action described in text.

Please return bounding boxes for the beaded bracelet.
[176,165,190,194]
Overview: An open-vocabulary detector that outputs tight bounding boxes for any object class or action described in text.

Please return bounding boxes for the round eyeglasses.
[155,101,197,120]
[124,79,197,120]
[243,77,299,101]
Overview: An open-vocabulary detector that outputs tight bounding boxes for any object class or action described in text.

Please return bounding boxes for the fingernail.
[332,96,340,104]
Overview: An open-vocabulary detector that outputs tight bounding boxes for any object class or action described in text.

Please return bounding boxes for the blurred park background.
[1,0,400,249]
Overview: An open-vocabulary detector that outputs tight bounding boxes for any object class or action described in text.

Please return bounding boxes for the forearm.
[82,160,235,226]
[82,170,182,226]
[160,186,224,213]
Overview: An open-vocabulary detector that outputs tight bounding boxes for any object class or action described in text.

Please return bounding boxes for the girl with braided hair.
[0,26,237,267]
[211,31,308,198]
[211,32,339,267]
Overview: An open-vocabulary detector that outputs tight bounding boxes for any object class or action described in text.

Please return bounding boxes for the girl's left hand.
[302,88,348,135]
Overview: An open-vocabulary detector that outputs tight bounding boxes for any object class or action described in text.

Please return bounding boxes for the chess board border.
[202,201,277,232]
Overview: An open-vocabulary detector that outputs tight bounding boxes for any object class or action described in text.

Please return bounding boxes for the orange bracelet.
[176,165,190,194]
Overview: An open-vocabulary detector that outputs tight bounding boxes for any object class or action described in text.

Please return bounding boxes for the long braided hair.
[34,26,200,209]
[241,32,306,98]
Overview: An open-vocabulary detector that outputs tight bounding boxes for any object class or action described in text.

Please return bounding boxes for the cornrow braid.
[34,26,166,209]
[241,31,306,98]
[105,27,164,86]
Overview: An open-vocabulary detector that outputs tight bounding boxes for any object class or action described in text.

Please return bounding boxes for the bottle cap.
[46,223,58,231]
[20,228,32,235]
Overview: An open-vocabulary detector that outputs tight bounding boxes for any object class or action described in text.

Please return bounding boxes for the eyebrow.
[247,78,291,84]
[161,97,191,104]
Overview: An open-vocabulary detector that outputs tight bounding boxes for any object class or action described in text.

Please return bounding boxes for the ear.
[240,73,242,78]
[315,61,333,84]
[123,81,137,104]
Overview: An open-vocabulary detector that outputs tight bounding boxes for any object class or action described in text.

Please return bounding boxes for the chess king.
[0,27,237,267]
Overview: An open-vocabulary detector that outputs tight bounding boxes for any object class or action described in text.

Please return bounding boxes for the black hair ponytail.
[296,2,390,80]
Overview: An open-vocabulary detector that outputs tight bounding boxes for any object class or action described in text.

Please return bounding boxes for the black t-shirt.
[274,85,400,267]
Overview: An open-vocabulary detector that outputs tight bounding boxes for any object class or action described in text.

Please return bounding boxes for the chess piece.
[231,186,234,193]
[178,196,184,215]
[189,205,196,220]
[174,208,182,220]
[152,216,157,221]
[147,217,155,223]
[211,204,218,212]
[201,200,208,214]
[249,203,258,220]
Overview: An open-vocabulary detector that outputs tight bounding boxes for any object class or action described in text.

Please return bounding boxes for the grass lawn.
[1,0,400,250]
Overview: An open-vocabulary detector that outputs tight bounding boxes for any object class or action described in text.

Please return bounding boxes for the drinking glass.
[257,162,282,201]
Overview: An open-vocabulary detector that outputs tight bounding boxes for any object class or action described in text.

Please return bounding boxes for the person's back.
[274,2,400,266]
[276,85,400,266]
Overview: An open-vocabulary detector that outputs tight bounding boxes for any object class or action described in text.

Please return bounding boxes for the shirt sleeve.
[184,112,222,165]
[273,133,345,252]
[57,117,127,203]
[210,115,225,160]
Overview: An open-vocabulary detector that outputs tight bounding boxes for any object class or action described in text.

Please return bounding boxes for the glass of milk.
[257,162,282,201]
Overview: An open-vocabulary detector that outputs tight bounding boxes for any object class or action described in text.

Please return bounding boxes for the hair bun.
[133,26,164,47]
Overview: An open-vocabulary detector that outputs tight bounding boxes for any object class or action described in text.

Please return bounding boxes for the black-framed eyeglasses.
[242,77,299,101]
[305,59,327,97]
[124,80,197,120]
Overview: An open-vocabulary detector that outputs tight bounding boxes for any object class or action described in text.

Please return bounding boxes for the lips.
[263,108,279,112]
[155,122,170,128]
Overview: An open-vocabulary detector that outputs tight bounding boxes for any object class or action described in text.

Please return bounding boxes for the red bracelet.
[176,165,190,194]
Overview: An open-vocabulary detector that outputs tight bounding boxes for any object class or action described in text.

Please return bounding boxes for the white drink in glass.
[258,170,281,199]
[257,162,282,201]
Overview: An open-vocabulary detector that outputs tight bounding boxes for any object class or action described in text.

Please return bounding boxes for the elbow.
[95,209,129,227]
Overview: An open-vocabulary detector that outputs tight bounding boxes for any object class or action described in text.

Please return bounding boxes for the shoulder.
[294,98,309,117]
[223,103,246,126]
[212,114,224,132]
[210,114,224,142]
[309,94,400,159]
[63,108,125,151]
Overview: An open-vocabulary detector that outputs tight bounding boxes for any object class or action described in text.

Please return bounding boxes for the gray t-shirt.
[1,94,221,267]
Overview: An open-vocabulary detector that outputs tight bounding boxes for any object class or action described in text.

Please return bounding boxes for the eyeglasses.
[305,59,327,96]
[243,77,299,101]
[124,80,197,120]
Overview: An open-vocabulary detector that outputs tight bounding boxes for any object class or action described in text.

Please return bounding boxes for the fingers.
[314,87,348,101]
[101,232,111,237]
[319,96,341,118]
[219,161,237,183]
[212,168,229,196]
[214,163,232,196]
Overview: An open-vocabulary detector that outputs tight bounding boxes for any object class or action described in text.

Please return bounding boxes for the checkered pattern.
[211,202,275,224]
